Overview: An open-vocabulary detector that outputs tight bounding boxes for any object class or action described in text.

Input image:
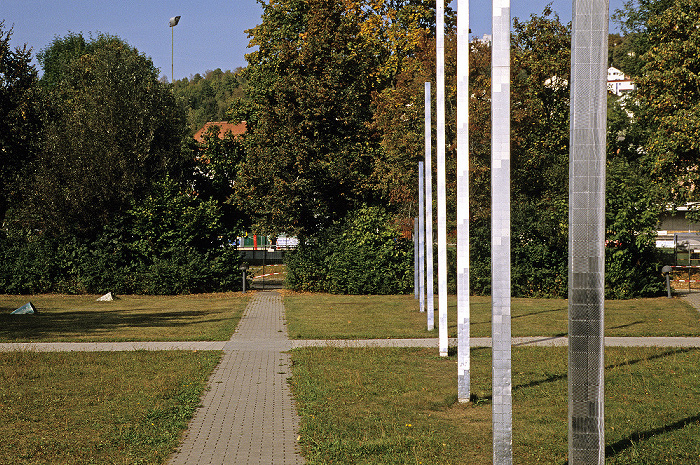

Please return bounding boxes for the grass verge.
[0,292,250,342]
[0,350,220,464]
[283,293,700,338]
[290,346,700,464]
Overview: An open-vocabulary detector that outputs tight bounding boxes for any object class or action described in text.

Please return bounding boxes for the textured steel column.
[569,1,608,464]
[419,162,426,313]
[492,0,512,463]
[456,0,470,403]
[425,82,435,331]
[414,219,419,299]
[436,0,448,357]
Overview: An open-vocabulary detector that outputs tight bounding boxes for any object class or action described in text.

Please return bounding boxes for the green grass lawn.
[0,350,220,465]
[290,345,700,464]
[284,293,700,339]
[0,292,250,342]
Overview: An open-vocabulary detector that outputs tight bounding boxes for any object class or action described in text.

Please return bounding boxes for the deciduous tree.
[0,21,41,225]
[25,33,186,236]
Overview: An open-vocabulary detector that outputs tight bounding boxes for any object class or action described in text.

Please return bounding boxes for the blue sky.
[2,0,625,81]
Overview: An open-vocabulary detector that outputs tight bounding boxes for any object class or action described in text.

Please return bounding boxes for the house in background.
[607,67,636,96]
[193,121,246,143]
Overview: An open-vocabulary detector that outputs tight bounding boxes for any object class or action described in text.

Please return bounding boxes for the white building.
[607,67,636,96]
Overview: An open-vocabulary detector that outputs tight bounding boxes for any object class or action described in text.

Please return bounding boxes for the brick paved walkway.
[167,291,303,465]
[4,292,700,464]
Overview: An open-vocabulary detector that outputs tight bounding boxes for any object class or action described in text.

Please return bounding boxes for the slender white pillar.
[414,219,419,300]
[456,0,470,403]
[418,162,426,313]
[436,0,448,358]
[425,82,435,331]
[492,0,512,463]
[568,1,608,463]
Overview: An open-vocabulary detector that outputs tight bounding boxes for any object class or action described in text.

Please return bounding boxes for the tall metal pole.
[568,0,608,463]
[425,83,435,331]
[419,162,426,314]
[415,219,420,299]
[456,0,470,403]
[492,0,512,462]
[169,16,180,83]
[436,0,448,358]
[171,25,174,83]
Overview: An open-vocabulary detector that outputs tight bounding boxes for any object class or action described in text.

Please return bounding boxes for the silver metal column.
[456,0,470,403]
[414,219,419,299]
[569,1,608,463]
[419,162,426,314]
[492,0,512,463]
[425,82,435,331]
[436,0,448,357]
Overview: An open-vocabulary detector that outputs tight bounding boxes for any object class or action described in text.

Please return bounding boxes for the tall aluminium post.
[568,0,608,463]
[419,162,426,313]
[492,0,512,463]
[414,219,420,299]
[436,0,448,357]
[169,16,181,83]
[456,0,470,403]
[425,82,435,331]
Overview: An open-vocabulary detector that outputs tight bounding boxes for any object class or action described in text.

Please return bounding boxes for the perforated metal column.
[569,1,608,463]
[425,82,435,331]
[456,0,470,403]
[436,0,449,357]
[414,219,419,299]
[492,0,512,463]
[418,162,426,314]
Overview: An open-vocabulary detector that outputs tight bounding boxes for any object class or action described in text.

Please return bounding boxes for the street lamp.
[169,16,180,83]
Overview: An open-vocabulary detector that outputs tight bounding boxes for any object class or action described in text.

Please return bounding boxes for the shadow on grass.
[605,413,700,458]
[451,348,698,406]
[511,307,564,320]
[608,320,644,330]
[0,309,225,341]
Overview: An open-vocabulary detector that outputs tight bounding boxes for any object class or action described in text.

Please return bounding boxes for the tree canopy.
[232,0,452,237]
[0,21,41,226]
[18,33,187,236]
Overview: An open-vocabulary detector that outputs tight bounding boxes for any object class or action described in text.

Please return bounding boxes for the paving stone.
[168,291,304,465]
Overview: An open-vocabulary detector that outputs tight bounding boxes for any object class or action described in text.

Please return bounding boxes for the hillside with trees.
[0,29,244,294]
[172,68,247,135]
[0,0,692,296]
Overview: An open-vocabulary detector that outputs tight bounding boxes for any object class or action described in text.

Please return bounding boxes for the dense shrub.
[286,206,414,294]
[0,178,243,295]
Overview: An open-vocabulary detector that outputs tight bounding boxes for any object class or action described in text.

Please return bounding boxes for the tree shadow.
[605,414,700,458]
[0,308,226,341]
[511,307,564,319]
[459,347,697,405]
[607,320,644,330]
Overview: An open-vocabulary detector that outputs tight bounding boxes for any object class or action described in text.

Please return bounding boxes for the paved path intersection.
[167,291,303,465]
[4,292,700,464]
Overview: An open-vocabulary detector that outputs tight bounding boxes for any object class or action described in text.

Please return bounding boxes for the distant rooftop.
[193,121,246,143]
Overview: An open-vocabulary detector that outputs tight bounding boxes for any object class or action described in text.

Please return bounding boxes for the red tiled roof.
[193,121,246,143]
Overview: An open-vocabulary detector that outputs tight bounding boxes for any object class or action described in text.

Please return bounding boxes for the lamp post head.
[169,16,181,27]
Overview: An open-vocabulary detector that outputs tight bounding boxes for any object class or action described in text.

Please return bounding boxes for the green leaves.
[286,205,414,294]
[0,21,41,224]
[25,33,187,236]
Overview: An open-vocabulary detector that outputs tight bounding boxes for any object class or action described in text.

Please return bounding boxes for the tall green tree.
[0,21,41,225]
[233,0,448,237]
[23,33,186,236]
[233,0,383,237]
[634,0,700,212]
[506,9,571,296]
[610,0,674,76]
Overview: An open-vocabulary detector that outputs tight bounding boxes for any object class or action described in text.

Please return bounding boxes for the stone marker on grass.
[96,292,117,302]
[11,302,37,314]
